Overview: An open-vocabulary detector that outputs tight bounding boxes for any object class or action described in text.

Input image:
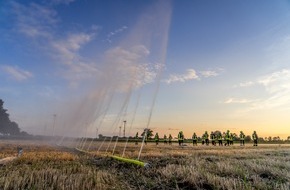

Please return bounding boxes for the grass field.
[0,139,289,190]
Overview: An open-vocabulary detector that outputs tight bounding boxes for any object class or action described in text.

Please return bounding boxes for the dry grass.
[0,140,123,190]
[1,139,290,189]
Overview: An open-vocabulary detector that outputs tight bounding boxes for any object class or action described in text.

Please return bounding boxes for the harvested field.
[0,139,290,190]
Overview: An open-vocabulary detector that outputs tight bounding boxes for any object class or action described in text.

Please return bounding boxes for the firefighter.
[218,132,223,146]
[168,134,172,145]
[178,131,184,146]
[154,133,159,145]
[164,134,167,144]
[240,131,245,146]
[201,134,205,145]
[252,131,258,146]
[144,132,148,145]
[135,132,138,145]
[210,131,216,146]
[229,133,234,145]
[225,130,230,146]
[204,131,209,145]
[192,132,197,146]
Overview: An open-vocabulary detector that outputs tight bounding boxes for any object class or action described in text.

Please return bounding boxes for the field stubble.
[0,139,289,190]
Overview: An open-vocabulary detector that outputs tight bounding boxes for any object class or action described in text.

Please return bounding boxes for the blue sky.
[1,0,290,139]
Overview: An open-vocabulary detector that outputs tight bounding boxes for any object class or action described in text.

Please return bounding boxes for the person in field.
[192,132,197,146]
[218,132,223,146]
[229,133,234,145]
[210,131,216,146]
[144,132,148,145]
[239,131,245,146]
[252,131,258,146]
[225,130,230,146]
[201,134,205,145]
[178,131,184,146]
[168,134,172,145]
[135,132,138,145]
[154,133,159,145]
[163,134,167,144]
[204,131,209,145]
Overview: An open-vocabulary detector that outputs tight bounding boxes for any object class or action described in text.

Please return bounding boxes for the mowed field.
[0,139,290,190]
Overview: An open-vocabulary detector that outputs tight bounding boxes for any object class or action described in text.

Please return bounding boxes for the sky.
[1,0,290,139]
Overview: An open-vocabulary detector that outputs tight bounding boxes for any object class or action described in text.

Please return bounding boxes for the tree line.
[98,128,290,142]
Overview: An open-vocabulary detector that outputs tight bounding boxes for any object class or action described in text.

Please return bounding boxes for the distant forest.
[0,99,29,136]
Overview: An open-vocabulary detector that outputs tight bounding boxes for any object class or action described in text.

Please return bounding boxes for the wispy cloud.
[236,81,255,87]
[106,26,128,43]
[237,69,290,92]
[228,69,290,110]
[254,69,290,109]
[257,69,290,92]
[1,65,33,81]
[51,33,94,65]
[165,69,199,84]
[199,70,218,78]
[11,1,57,38]
[224,98,254,104]
[8,1,99,86]
[164,68,222,84]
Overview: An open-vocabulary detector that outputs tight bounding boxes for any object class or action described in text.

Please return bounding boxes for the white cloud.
[165,69,199,84]
[8,1,100,87]
[51,33,93,65]
[6,1,165,91]
[224,98,254,104]
[106,26,128,43]
[238,81,255,87]
[254,69,290,109]
[199,70,218,78]
[236,69,290,91]
[257,69,290,92]
[49,31,98,87]
[11,2,57,38]
[1,65,33,81]
[229,69,290,110]
[164,68,223,84]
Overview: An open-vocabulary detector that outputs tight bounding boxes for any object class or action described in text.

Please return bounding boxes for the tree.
[232,133,238,140]
[0,99,23,135]
[258,137,265,142]
[244,135,252,142]
[214,130,222,136]
[141,128,154,139]
[287,136,290,141]
[273,136,281,142]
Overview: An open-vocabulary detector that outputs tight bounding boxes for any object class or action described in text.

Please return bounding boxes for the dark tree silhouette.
[0,99,26,136]
[214,130,222,136]
[244,135,252,142]
[141,128,154,139]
